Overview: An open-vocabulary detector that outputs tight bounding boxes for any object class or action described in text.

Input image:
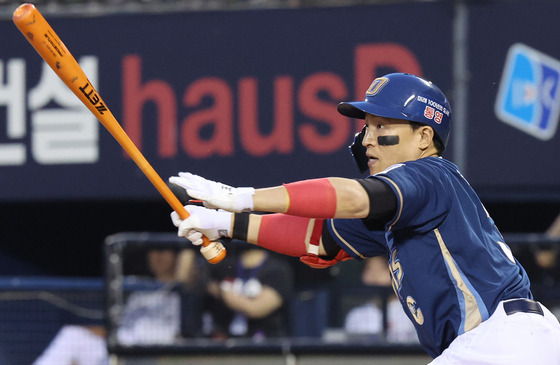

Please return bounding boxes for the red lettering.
[239,77,294,157]
[298,72,349,153]
[424,106,435,120]
[434,111,443,124]
[181,78,233,158]
[119,43,422,161]
[354,43,422,131]
[122,55,177,158]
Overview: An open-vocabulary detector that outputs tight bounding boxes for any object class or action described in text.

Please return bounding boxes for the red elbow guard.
[284,178,337,218]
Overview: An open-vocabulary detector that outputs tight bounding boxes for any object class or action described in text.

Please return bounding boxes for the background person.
[33,248,196,364]
[200,242,294,340]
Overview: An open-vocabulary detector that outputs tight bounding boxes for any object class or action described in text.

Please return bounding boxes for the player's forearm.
[234,213,328,256]
[252,186,290,213]
[252,178,369,219]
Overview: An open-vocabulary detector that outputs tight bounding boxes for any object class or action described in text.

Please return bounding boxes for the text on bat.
[79,82,108,114]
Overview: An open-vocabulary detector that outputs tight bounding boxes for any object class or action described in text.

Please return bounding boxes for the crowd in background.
[28,229,560,364]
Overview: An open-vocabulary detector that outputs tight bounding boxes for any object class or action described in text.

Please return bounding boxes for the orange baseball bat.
[13,3,226,264]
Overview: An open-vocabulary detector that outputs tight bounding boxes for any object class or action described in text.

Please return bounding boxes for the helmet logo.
[366,77,389,97]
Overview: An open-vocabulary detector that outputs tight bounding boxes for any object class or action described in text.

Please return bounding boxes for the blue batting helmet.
[338,73,452,149]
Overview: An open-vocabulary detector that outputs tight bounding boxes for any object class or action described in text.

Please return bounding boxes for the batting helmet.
[338,73,452,150]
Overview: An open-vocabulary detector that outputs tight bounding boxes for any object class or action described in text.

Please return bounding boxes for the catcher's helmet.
[338,73,452,150]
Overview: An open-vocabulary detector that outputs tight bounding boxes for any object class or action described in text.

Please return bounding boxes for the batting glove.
[169,172,255,213]
[170,205,233,245]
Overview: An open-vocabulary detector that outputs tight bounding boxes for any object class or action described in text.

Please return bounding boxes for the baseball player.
[169,73,560,363]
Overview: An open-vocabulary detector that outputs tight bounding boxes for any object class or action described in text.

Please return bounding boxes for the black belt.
[503,298,543,316]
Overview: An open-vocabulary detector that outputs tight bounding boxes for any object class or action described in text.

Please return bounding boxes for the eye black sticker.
[378,135,399,146]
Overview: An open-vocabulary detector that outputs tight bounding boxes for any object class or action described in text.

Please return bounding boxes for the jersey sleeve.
[326,218,387,260]
[373,159,451,233]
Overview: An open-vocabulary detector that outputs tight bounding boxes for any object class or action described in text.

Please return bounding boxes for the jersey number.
[389,248,424,325]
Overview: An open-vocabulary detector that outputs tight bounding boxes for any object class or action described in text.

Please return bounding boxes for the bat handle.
[174,204,226,264]
[200,237,227,264]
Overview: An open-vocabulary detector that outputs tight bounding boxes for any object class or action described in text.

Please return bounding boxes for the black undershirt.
[321,178,397,257]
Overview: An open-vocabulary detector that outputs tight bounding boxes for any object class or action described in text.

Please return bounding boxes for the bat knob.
[200,241,227,264]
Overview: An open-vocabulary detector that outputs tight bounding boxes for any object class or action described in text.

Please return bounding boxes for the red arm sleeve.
[257,214,352,269]
[257,214,323,257]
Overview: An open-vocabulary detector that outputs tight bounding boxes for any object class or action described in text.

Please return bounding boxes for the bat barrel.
[13,3,33,20]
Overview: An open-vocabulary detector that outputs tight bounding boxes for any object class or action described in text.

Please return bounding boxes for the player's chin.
[368,159,381,175]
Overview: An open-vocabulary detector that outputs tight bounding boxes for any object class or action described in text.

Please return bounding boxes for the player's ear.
[418,126,435,150]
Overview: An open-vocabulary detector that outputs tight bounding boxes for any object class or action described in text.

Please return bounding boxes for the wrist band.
[233,213,250,241]
[284,178,337,218]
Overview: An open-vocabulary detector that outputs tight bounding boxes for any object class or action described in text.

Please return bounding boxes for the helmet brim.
[337,101,410,121]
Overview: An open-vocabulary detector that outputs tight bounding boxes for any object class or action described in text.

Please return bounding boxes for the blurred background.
[0,0,559,364]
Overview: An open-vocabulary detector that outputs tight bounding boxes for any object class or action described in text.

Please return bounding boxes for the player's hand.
[170,205,233,245]
[169,172,255,213]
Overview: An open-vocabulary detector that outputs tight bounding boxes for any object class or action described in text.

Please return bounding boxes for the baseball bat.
[13,3,226,264]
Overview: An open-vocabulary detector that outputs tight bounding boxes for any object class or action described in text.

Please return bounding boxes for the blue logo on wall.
[495,43,560,140]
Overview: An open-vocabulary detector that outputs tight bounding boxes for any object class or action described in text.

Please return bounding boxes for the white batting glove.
[170,205,233,245]
[169,172,255,213]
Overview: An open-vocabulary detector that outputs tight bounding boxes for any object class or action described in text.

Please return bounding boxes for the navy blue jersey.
[327,157,532,357]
